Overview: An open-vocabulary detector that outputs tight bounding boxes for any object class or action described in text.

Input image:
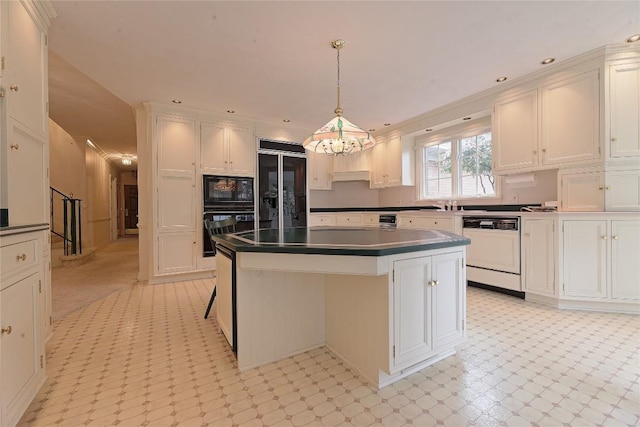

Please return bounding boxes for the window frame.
[415,119,500,201]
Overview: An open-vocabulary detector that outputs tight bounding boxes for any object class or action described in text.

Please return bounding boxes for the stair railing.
[50,187,82,256]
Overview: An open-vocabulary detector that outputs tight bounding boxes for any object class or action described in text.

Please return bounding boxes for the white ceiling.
[47,1,640,171]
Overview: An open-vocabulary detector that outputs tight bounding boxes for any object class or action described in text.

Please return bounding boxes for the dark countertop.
[0,223,49,237]
[310,204,536,213]
[212,227,470,256]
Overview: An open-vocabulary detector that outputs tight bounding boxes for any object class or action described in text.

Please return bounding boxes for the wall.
[310,181,379,209]
[49,119,89,244]
[85,146,120,249]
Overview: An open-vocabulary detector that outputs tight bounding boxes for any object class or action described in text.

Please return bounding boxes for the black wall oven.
[202,175,256,258]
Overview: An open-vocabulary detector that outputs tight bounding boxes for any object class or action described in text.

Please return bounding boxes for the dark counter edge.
[0,223,49,236]
[310,204,539,213]
[212,236,471,257]
[0,209,7,227]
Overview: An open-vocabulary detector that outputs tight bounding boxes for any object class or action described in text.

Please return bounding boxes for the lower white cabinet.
[1,229,47,427]
[522,219,556,296]
[392,251,465,371]
[561,218,640,302]
[215,250,234,348]
[559,168,640,212]
[398,214,454,232]
[335,213,362,226]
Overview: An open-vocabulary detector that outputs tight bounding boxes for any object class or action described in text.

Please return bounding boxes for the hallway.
[52,236,139,320]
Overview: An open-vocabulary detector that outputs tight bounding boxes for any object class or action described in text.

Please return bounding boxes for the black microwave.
[203,175,254,210]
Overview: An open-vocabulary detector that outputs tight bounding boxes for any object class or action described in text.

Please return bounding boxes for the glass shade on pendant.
[303,115,376,155]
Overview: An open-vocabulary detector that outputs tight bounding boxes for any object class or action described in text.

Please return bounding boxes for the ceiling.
[47,1,640,172]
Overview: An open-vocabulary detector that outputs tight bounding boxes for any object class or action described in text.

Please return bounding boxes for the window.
[419,123,496,200]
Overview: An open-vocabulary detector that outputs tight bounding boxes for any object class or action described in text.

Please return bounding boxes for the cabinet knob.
[427,280,434,287]
[1,326,12,335]
[16,254,26,261]
[434,280,439,286]
[601,235,608,240]
[524,233,530,237]
[598,186,604,190]
[541,148,547,153]
[612,235,619,240]
[409,220,413,224]
[10,144,19,150]
[611,137,617,142]
[533,150,537,155]
[605,186,610,190]
[434,221,438,225]
[9,85,19,92]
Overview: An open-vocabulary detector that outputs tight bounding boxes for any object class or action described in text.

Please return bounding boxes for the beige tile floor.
[18,280,640,427]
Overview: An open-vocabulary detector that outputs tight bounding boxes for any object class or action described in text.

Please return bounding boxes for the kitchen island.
[212,227,470,388]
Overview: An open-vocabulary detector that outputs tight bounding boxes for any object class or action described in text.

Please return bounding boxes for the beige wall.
[49,119,121,250]
[310,181,379,209]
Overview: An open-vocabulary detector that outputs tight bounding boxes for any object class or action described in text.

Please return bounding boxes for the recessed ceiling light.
[171,99,182,104]
[227,110,235,114]
[283,119,290,123]
[627,34,640,43]
[463,117,471,121]
[425,129,433,132]
[384,123,391,126]
[496,76,507,83]
[541,57,555,65]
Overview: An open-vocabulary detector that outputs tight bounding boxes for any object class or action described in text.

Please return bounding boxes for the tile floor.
[18,281,640,427]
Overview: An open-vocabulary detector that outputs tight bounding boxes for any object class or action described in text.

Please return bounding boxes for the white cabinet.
[1,230,47,427]
[155,115,197,275]
[370,134,413,189]
[610,220,640,300]
[493,90,539,172]
[392,251,465,370]
[541,70,600,166]
[608,61,640,158]
[331,149,371,181]
[561,218,640,302]
[201,122,255,176]
[559,168,640,212]
[397,214,454,232]
[1,0,50,226]
[522,219,556,296]
[307,151,332,190]
[605,169,640,211]
[308,213,336,227]
[335,213,362,226]
[215,250,234,347]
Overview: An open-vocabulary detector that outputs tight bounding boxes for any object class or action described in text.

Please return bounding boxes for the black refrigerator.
[257,140,307,229]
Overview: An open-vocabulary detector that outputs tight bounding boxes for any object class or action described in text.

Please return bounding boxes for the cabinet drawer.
[309,215,336,226]
[336,214,363,226]
[398,216,430,229]
[362,214,379,227]
[1,238,38,287]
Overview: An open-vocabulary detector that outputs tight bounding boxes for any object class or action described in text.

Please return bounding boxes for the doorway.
[110,176,118,241]
[124,185,138,235]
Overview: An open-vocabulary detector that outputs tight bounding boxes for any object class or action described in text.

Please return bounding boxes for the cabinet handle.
[612,235,619,240]
[605,186,610,190]
[1,326,12,335]
[601,235,607,240]
[16,254,26,261]
[10,144,19,150]
[611,137,617,142]
[533,150,537,155]
[9,85,19,92]
[598,186,604,190]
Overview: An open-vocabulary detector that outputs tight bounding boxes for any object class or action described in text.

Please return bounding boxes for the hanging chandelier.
[303,39,376,155]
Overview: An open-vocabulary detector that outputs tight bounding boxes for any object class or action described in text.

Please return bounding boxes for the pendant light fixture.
[303,39,376,155]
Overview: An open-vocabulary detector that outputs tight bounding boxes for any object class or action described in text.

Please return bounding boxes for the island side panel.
[325,274,390,387]
[235,268,326,370]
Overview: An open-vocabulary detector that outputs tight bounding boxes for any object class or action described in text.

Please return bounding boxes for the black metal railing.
[50,187,82,256]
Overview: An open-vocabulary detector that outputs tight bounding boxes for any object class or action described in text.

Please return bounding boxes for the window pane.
[423,141,453,198]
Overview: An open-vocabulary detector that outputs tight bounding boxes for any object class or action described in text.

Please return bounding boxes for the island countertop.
[212,226,470,256]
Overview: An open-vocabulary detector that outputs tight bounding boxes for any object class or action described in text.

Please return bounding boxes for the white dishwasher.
[462,216,522,293]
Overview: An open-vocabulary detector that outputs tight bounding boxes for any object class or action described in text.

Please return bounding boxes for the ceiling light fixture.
[627,34,640,43]
[171,99,182,104]
[541,57,555,65]
[121,155,132,166]
[303,39,376,156]
[496,76,507,82]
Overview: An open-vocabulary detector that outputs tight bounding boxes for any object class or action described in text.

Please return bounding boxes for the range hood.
[330,170,370,182]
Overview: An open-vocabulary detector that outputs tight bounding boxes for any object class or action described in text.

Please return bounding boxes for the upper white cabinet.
[608,60,640,158]
[370,134,413,189]
[559,167,640,212]
[331,149,371,181]
[155,114,197,275]
[522,219,556,297]
[541,69,600,166]
[493,90,539,172]
[201,122,255,177]
[307,151,332,190]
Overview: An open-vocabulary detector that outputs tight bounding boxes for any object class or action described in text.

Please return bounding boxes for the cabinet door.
[5,1,47,137]
[157,232,197,274]
[522,219,556,296]
[216,251,234,347]
[200,122,228,174]
[609,62,640,158]
[1,273,39,426]
[370,141,387,188]
[386,135,403,186]
[228,126,255,176]
[431,252,465,350]
[561,172,604,212]
[562,220,607,298]
[611,220,640,300]
[307,151,332,190]
[605,170,640,212]
[493,90,539,172]
[6,126,47,225]
[541,70,600,165]
[392,256,432,368]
